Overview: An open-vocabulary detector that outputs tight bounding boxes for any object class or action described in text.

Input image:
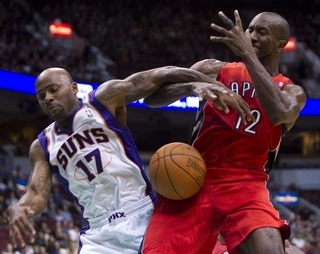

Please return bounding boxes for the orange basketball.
[148,142,206,200]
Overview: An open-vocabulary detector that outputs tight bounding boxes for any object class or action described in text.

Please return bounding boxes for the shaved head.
[251,12,290,43]
[36,67,73,90]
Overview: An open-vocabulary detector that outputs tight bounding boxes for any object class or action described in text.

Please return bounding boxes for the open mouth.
[252,45,260,51]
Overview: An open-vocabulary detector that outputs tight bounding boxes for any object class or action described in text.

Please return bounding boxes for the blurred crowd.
[0,135,30,157]
[1,0,320,97]
[286,213,320,253]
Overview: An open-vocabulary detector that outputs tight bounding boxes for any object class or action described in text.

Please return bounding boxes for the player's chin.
[47,110,63,121]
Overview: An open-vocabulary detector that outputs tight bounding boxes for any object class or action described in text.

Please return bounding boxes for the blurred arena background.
[0,0,320,253]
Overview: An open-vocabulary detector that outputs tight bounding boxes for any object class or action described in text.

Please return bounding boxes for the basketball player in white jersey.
[8,66,254,253]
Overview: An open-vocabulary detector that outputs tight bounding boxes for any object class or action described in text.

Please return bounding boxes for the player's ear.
[276,40,287,53]
[70,82,78,95]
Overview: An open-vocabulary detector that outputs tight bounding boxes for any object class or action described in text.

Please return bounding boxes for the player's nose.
[44,92,53,102]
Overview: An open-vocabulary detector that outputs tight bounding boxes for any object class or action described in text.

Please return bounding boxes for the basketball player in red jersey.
[141,10,306,254]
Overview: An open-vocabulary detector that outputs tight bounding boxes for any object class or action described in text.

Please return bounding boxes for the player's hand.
[191,81,228,102]
[192,82,255,124]
[209,10,254,59]
[9,204,36,248]
[212,90,255,125]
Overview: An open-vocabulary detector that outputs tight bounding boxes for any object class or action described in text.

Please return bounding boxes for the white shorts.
[79,196,154,254]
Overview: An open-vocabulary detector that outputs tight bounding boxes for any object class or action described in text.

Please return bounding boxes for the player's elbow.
[190,59,211,73]
[269,104,301,126]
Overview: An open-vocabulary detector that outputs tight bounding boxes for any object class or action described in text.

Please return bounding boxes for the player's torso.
[193,62,289,171]
[40,92,149,219]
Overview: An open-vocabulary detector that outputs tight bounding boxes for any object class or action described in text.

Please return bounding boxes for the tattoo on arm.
[37,162,51,199]
[124,75,158,103]
[99,75,158,104]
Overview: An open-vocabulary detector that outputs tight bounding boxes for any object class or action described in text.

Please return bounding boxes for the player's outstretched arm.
[9,139,52,249]
[95,66,228,113]
[144,61,255,125]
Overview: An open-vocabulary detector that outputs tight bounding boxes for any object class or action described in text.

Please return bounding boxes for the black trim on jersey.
[265,124,287,174]
[189,99,207,145]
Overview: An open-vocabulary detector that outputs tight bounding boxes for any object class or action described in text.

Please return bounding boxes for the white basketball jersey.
[38,90,154,221]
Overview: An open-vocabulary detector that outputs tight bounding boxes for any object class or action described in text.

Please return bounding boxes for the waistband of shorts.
[87,194,155,228]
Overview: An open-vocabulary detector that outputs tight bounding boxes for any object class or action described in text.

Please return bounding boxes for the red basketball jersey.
[192,62,294,174]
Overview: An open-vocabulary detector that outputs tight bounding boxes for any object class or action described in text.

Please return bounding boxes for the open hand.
[210,10,254,59]
[9,204,36,248]
[192,82,255,124]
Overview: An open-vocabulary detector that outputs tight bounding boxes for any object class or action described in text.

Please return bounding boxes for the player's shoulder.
[191,59,226,69]
[29,138,47,161]
[191,59,226,78]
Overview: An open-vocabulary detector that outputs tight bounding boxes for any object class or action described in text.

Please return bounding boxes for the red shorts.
[142,167,290,254]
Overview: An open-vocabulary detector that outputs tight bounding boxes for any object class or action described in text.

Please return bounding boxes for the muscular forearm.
[242,53,299,125]
[155,66,216,84]
[144,82,193,107]
[18,159,52,218]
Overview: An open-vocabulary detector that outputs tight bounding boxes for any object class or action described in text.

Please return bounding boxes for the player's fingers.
[14,209,36,241]
[9,227,17,248]
[10,224,25,248]
[218,11,235,30]
[239,110,248,125]
[239,100,255,122]
[233,103,247,125]
[233,10,243,29]
[210,35,233,45]
[198,91,204,101]
[220,102,229,114]
[238,103,255,124]
[203,91,218,102]
[210,23,229,35]
[19,217,36,242]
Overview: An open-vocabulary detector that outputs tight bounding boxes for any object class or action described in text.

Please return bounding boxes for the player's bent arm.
[142,62,228,107]
[25,139,52,214]
[143,82,194,108]
[9,139,52,247]
[143,80,229,107]
[280,85,306,131]
[95,66,226,112]
[10,139,52,216]
[241,50,307,126]
[190,59,226,80]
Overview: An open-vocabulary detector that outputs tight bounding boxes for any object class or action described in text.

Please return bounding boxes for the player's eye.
[49,87,58,93]
[37,93,45,100]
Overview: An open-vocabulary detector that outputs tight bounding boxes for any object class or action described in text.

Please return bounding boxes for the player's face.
[36,76,78,121]
[247,15,279,61]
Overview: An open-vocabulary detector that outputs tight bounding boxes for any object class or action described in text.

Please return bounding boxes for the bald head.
[36,67,73,89]
[251,12,290,42]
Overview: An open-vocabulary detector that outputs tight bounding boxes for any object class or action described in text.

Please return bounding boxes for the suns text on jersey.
[57,128,109,169]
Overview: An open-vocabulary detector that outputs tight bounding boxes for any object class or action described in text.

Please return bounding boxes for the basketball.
[148,142,206,200]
